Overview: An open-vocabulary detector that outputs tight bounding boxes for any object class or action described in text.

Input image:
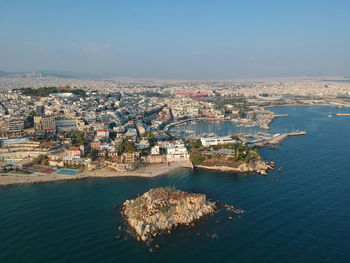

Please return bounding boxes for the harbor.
[167,115,306,149]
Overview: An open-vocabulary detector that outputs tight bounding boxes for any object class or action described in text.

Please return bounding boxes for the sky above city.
[0,0,349,79]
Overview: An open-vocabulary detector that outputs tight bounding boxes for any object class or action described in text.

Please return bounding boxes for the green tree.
[143,131,155,147]
[124,140,135,153]
[231,136,240,141]
[33,155,49,165]
[190,139,202,149]
[109,122,117,129]
[191,151,206,165]
[115,143,124,154]
[109,131,117,140]
[115,139,135,154]
[72,131,85,146]
[87,149,99,160]
[19,87,86,97]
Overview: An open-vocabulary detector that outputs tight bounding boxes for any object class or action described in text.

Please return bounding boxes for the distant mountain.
[0,70,130,79]
[39,71,132,79]
[0,71,17,77]
[0,71,43,78]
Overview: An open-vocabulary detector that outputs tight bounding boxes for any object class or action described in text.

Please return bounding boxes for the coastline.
[195,159,273,175]
[0,106,306,188]
[0,162,193,187]
[195,164,241,173]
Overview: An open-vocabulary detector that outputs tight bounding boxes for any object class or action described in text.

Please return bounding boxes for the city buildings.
[166,143,190,162]
[0,76,349,172]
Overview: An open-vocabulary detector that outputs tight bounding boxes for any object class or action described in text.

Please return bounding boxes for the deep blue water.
[1,106,350,263]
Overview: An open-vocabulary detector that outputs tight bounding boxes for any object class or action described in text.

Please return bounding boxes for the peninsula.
[188,137,274,175]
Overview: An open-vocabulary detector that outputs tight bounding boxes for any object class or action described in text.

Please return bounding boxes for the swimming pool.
[56,169,79,175]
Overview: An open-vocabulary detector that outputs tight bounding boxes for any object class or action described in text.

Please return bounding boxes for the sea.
[1,106,350,263]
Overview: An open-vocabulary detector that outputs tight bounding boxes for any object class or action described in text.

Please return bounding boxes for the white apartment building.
[151,145,160,155]
[96,129,109,140]
[166,144,189,162]
[200,136,237,147]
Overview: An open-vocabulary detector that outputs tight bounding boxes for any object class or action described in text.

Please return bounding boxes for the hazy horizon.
[2,69,348,82]
[1,0,349,79]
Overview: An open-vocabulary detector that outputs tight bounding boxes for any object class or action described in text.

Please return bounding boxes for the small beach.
[0,162,193,186]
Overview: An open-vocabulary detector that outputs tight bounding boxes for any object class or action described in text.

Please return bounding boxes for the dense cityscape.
[0,73,349,183]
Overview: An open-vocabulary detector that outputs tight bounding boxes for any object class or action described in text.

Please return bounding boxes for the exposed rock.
[122,187,216,241]
[197,159,274,175]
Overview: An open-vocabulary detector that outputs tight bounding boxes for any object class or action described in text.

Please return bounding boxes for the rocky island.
[122,187,216,241]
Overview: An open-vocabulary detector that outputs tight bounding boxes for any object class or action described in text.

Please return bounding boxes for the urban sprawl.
[0,74,349,178]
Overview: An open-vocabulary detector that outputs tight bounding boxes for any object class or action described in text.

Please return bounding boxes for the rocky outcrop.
[238,160,274,175]
[122,187,216,241]
[196,160,274,175]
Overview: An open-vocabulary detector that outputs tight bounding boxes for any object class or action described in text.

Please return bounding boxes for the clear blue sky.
[0,0,349,79]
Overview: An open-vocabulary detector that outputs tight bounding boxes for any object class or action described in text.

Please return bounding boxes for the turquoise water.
[1,106,350,263]
[56,169,79,175]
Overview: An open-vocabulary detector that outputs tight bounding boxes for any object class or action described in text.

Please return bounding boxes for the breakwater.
[249,131,306,147]
[336,113,350,116]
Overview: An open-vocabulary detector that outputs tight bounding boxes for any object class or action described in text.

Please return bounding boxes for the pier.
[336,113,350,116]
[248,131,306,147]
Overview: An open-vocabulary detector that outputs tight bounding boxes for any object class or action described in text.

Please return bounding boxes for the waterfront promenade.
[0,161,193,186]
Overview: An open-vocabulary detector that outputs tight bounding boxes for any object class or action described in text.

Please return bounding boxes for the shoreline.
[0,105,309,187]
[195,165,241,173]
[0,106,310,187]
[0,162,193,187]
[195,159,273,175]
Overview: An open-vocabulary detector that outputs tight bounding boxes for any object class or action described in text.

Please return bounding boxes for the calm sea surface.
[1,106,350,263]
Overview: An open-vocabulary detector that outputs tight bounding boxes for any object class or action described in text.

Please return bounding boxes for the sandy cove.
[0,162,193,187]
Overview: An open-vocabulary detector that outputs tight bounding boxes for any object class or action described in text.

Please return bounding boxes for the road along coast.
[0,162,193,186]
